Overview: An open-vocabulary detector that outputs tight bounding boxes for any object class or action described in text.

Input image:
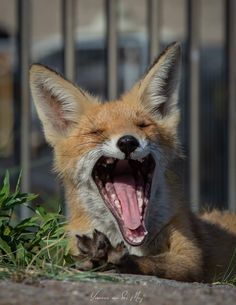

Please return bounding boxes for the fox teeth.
[138,157,145,163]
[111,193,116,201]
[106,158,115,164]
[129,235,144,243]
[114,199,122,214]
[136,190,142,198]
[114,199,121,208]
[138,198,143,213]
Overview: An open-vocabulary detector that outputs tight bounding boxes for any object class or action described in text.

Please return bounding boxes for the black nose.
[117,135,139,156]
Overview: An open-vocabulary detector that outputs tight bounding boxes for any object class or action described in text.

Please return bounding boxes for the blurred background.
[0,0,235,216]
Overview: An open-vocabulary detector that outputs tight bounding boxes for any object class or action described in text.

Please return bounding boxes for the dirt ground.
[0,275,236,305]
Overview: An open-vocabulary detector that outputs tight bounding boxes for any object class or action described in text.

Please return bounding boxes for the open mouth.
[92,155,155,246]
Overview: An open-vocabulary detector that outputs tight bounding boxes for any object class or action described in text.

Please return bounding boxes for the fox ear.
[30,64,95,145]
[139,42,181,118]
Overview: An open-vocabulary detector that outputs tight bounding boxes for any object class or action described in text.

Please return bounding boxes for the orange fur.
[30,42,236,282]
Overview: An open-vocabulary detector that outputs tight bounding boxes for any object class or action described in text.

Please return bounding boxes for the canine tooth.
[144,231,148,236]
[106,158,115,164]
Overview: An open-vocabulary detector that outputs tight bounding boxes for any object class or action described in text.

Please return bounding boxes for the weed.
[0,172,120,283]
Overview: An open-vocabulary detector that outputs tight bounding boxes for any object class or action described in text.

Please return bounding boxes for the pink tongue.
[113,174,142,230]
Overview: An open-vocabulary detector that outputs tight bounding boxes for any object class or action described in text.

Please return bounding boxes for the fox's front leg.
[109,237,203,282]
[111,252,203,282]
[75,230,203,282]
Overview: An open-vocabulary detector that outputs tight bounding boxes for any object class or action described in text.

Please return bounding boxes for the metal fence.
[0,0,235,217]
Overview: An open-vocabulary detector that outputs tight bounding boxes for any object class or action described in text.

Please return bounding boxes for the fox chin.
[29,42,236,283]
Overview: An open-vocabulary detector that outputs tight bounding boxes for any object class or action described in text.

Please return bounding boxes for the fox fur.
[30,42,236,282]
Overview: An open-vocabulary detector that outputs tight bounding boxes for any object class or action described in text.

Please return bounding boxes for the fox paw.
[75,230,112,270]
[74,230,129,271]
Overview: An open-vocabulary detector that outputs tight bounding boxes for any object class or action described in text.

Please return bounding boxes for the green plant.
[0,172,120,283]
[0,171,71,268]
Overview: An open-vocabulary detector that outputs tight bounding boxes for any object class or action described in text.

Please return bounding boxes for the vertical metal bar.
[61,0,76,216]
[106,0,118,100]
[62,0,76,82]
[226,0,236,211]
[148,0,161,63]
[18,0,31,219]
[187,0,201,211]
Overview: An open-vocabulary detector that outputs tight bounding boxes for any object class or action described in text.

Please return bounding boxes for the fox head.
[30,42,183,248]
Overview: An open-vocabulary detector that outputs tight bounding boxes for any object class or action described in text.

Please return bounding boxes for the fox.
[29,42,236,283]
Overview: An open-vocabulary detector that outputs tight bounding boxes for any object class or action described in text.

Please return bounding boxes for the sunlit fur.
[30,42,236,282]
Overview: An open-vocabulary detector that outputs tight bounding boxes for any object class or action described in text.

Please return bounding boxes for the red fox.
[30,42,236,282]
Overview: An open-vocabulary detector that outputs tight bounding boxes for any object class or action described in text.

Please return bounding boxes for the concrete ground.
[0,275,236,305]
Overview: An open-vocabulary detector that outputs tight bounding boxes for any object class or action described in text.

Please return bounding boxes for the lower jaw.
[113,217,148,246]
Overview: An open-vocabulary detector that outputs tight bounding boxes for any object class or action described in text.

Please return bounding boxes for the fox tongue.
[113,174,141,230]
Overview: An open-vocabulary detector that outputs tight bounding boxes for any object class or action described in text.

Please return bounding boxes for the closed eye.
[90,129,105,135]
[137,121,152,128]
[81,128,105,137]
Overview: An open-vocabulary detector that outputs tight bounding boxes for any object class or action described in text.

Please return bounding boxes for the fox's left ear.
[138,42,181,118]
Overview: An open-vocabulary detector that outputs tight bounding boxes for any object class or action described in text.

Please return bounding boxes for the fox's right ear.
[30,64,96,145]
[136,42,181,119]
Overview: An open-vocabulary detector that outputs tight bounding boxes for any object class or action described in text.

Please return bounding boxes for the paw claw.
[107,241,129,265]
[93,229,100,235]
[76,234,93,255]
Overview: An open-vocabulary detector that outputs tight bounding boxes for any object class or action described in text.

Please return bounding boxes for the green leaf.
[16,217,40,230]
[16,243,27,264]
[0,236,15,261]
[0,171,10,207]
[0,215,10,225]
[14,171,22,193]
[35,206,47,218]
[3,226,11,236]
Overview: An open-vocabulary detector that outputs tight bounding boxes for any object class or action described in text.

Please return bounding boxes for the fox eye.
[137,121,152,129]
[89,128,104,135]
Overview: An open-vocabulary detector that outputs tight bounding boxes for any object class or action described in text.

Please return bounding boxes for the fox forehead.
[78,99,153,134]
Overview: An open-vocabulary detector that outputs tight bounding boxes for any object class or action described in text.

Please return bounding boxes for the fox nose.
[117,135,139,156]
